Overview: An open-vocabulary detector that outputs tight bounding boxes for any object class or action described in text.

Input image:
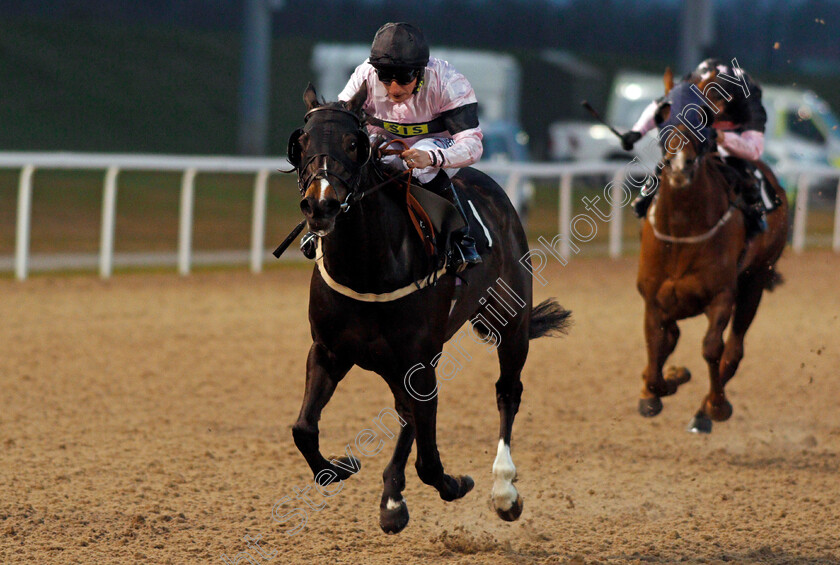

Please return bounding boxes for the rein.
[376,139,437,257]
[272,166,411,259]
[273,137,435,259]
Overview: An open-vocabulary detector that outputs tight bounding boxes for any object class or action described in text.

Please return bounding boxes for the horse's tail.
[529,299,572,340]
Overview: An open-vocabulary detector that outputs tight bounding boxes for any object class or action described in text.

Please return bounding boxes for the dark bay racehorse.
[636,72,788,433]
[287,83,570,533]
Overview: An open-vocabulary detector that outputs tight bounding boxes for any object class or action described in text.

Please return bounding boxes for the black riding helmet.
[694,58,754,125]
[368,22,429,93]
[369,22,429,92]
[695,58,724,77]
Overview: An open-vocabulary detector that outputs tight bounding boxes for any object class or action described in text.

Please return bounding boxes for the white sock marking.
[386,497,404,510]
[491,439,518,511]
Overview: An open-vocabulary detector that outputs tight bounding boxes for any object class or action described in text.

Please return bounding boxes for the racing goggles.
[375,67,418,86]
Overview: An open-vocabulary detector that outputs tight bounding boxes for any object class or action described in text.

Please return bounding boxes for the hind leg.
[688,292,735,433]
[491,329,529,521]
[291,343,357,481]
[719,275,766,388]
[378,391,415,534]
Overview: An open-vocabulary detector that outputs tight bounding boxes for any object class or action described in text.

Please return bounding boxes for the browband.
[303,105,364,126]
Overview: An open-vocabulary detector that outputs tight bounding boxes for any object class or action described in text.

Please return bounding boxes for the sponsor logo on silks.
[382,121,430,136]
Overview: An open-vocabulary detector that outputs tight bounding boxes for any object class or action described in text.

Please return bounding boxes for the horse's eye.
[348,140,357,151]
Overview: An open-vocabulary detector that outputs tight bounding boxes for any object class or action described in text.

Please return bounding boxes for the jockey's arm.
[631,100,660,136]
[422,65,484,169]
[717,129,764,161]
[431,104,483,169]
[395,105,483,170]
[442,127,483,168]
[717,84,766,161]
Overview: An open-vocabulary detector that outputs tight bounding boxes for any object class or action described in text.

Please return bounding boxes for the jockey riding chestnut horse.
[623,58,771,237]
[633,67,787,433]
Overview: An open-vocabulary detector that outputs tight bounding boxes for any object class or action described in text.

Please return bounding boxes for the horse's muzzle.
[301,196,341,233]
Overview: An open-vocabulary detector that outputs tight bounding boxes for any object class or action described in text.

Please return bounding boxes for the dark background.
[1,0,838,158]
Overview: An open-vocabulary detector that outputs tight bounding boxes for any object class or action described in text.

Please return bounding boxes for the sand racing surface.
[1,252,839,564]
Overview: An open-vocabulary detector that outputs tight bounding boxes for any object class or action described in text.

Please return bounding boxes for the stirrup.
[458,234,482,265]
[300,232,318,259]
[449,232,482,273]
[745,204,767,235]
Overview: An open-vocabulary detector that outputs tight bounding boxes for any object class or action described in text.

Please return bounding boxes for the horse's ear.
[345,82,368,116]
[663,67,674,95]
[303,83,321,111]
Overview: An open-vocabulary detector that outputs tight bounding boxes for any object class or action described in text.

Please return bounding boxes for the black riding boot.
[727,158,768,235]
[742,180,768,235]
[423,171,482,271]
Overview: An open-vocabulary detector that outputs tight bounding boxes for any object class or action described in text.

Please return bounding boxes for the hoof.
[379,498,409,534]
[327,455,362,481]
[440,475,474,501]
[705,398,733,422]
[495,494,524,522]
[638,396,663,418]
[456,475,475,499]
[664,366,691,392]
[687,412,712,434]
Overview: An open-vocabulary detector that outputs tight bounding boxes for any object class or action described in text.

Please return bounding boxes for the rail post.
[99,166,120,278]
[178,168,197,275]
[14,165,35,281]
[251,169,269,273]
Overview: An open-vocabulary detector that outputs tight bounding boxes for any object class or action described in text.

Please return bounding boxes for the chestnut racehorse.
[636,73,787,433]
[286,83,571,533]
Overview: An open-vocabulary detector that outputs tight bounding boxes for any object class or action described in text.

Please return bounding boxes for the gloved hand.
[621,131,643,151]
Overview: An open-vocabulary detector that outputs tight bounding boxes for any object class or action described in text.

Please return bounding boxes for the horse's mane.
[697,152,738,201]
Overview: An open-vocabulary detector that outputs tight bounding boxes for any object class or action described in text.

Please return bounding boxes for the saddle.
[408,185,466,255]
[374,139,467,269]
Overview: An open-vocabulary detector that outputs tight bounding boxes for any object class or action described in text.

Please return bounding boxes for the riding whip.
[272,220,306,258]
[581,100,624,140]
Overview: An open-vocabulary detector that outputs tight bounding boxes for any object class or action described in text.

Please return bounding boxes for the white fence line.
[1,152,838,280]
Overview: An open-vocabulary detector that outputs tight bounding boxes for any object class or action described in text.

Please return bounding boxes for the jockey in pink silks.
[301,22,483,269]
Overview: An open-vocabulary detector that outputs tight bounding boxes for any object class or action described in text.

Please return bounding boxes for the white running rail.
[0,152,837,280]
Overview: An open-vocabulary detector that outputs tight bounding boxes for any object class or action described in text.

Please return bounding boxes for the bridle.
[287,106,372,209]
[287,105,413,213]
[273,104,413,260]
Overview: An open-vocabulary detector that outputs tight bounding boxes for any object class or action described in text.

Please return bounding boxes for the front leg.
[291,342,356,480]
[406,364,474,502]
[639,304,686,416]
[689,292,735,433]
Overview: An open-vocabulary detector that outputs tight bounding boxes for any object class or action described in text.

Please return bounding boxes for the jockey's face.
[384,78,417,103]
